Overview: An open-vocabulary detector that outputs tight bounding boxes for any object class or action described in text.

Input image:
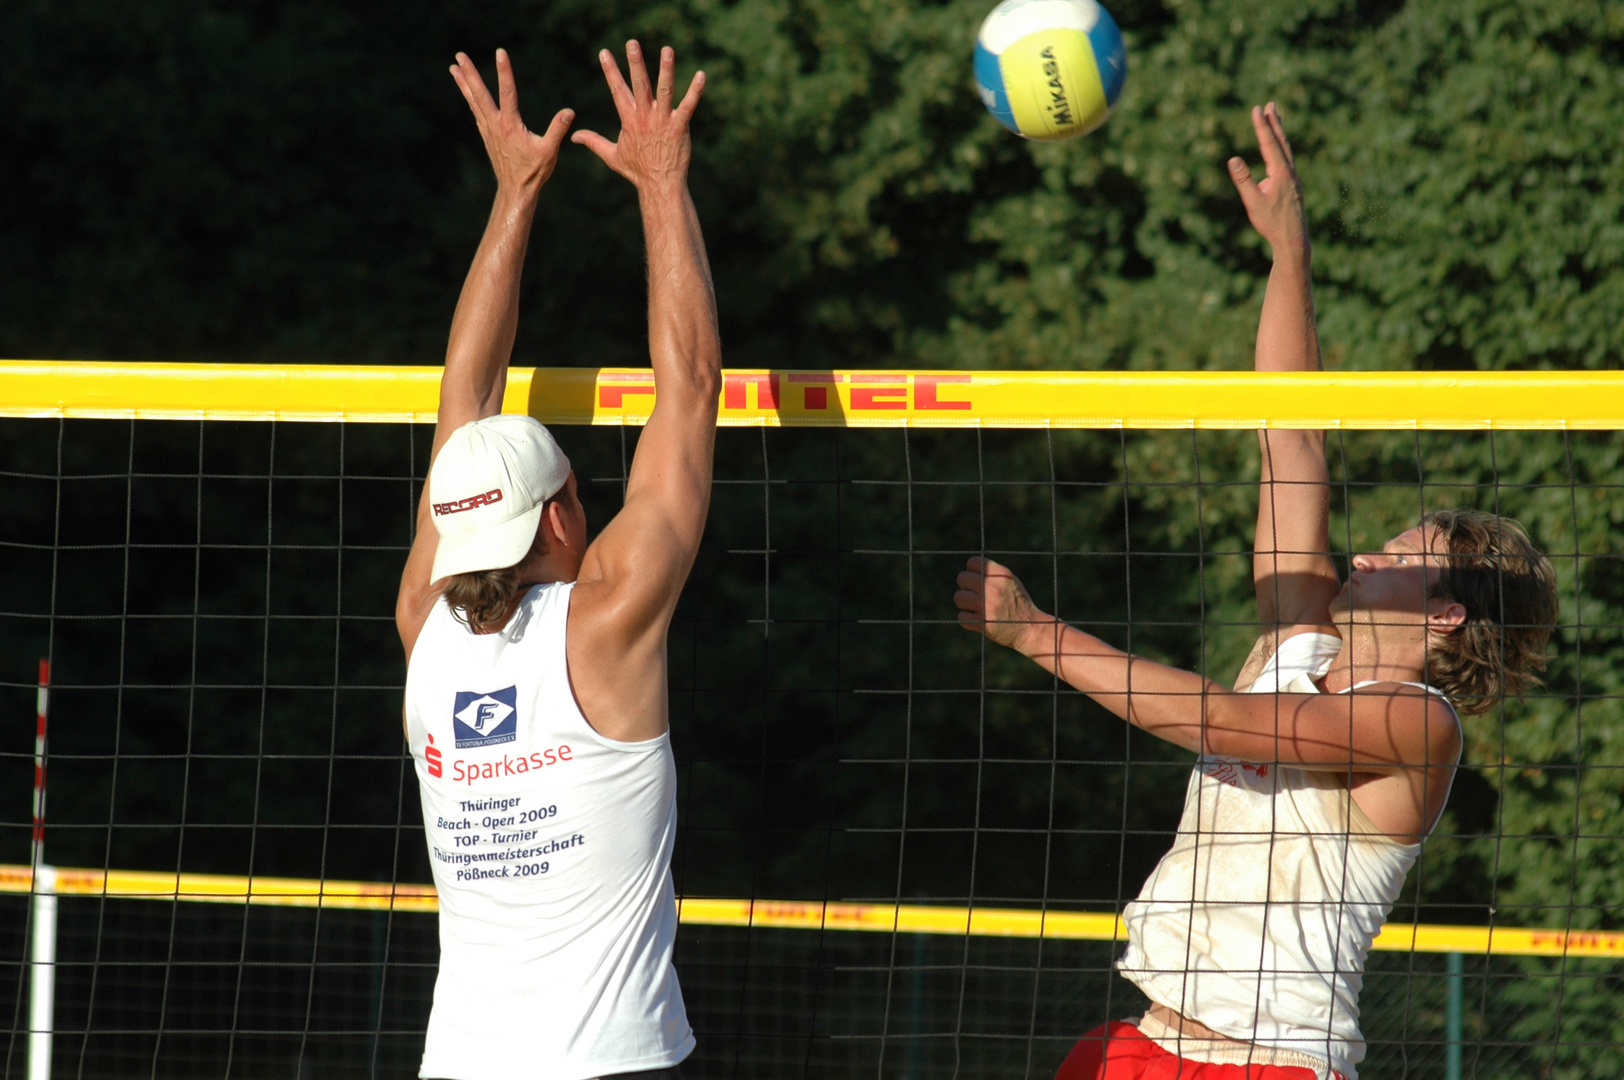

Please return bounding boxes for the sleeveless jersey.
[1118,632,1457,1080]
[404,583,693,1080]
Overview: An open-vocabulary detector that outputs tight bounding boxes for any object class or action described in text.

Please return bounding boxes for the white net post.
[26,867,55,1080]
[28,658,55,1080]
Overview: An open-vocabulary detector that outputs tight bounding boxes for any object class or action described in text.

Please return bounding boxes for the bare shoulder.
[1349,680,1463,761]
[563,574,671,743]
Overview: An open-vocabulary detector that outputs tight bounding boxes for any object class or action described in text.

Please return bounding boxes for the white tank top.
[404,583,693,1080]
[1118,632,1457,1080]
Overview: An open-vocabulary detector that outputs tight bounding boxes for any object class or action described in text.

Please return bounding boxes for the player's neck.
[514,545,582,591]
[1320,626,1427,693]
[468,568,575,636]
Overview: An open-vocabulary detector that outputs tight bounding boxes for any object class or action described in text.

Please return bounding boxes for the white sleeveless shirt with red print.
[1117,632,1456,1080]
[405,582,692,1080]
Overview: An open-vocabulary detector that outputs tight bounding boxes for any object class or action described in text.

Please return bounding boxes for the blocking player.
[394,44,718,1080]
[954,104,1558,1080]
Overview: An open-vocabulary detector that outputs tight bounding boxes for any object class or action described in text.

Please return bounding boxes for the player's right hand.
[571,41,705,194]
[450,49,575,195]
[1227,102,1307,256]
[955,556,1054,656]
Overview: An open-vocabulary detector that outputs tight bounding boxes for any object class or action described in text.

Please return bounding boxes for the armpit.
[1232,631,1280,693]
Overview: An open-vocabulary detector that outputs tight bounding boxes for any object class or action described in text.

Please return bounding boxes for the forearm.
[641,182,721,407]
[1252,243,1332,613]
[1013,618,1221,754]
[1254,242,1318,374]
[1254,245,1324,460]
[440,187,540,430]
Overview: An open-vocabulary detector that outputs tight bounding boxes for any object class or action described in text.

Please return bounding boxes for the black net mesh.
[1,416,1618,1078]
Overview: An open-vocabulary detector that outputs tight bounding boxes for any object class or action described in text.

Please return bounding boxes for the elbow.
[1197,691,1247,758]
[659,369,718,418]
[691,364,721,402]
[674,361,721,411]
[651,330,721,400]
[1258,429,1326,458]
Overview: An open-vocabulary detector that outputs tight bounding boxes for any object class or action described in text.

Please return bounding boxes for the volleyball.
[974,0,1127,141]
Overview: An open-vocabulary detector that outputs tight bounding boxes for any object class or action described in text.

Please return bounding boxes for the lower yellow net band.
[3,864,1616,959]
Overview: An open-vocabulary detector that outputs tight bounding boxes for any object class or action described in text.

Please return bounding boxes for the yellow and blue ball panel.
[975,0,1127,141]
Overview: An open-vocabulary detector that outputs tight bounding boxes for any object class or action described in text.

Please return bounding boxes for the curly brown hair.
[1423,509,1559,715]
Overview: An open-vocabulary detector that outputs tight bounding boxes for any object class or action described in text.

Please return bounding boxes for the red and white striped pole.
[32,658,48,863]
[29,658,56,1080]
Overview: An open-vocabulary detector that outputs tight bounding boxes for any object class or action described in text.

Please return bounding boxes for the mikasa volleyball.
[975,0,1127,140]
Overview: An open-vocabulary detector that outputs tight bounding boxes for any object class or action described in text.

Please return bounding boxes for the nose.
[1351,552,1374,572]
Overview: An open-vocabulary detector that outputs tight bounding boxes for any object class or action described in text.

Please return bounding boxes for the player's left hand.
[450,49,575,195]
[955,556,1054,655]
[572,42,705,194]
[1228,102,1306,256]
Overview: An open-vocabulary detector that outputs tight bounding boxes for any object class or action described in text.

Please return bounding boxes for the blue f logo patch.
[452,686,518,749]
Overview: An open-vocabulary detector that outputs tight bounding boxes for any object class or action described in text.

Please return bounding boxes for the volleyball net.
[2,362,1620,1079]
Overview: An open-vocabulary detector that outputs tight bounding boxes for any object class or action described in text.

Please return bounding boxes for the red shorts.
[1055,1021,1325,1080]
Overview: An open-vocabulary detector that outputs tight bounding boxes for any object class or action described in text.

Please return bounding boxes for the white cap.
[428,414,571,584]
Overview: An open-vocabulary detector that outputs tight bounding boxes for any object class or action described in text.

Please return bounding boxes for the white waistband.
[1135,1013,1341,1078]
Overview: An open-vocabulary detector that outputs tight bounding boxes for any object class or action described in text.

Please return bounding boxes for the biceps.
[1254,470,1339,623]
[581,508,701,627]
[396,507,440,650]
[1209,693,1430,771]
[623,412,715,547]
[1256,431,1330,529]
[583,400,717,636]
[1252,570,1342,630]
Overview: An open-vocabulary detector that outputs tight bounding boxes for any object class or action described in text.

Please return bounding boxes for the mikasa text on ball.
[975,0,1127,141]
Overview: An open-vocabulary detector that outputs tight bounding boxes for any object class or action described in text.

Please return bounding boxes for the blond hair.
[1423,509,1559,714]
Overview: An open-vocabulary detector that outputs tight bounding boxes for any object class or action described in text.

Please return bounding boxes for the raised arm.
[565,43,720,742]
[1228,104,1340,680]
[395,51,574,658]
[954,557,1460,841]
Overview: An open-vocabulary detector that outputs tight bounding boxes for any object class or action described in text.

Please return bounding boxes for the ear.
[544,501,571,547]
[1426,596,1466,635]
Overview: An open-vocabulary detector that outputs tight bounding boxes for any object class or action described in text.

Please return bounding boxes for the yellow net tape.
[3,864,1618,958]
[4,361,1624,429]
[0,863,439,914]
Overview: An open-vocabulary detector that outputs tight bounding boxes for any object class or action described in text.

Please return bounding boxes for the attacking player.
[954,104,1558,1080]
[394,44,718,1080]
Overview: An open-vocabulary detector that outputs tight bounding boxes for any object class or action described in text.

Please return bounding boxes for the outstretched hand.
[572,41,705,192]
[451,49,574,193]
[954,557,1054,655]
[1228,102,1306,255]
